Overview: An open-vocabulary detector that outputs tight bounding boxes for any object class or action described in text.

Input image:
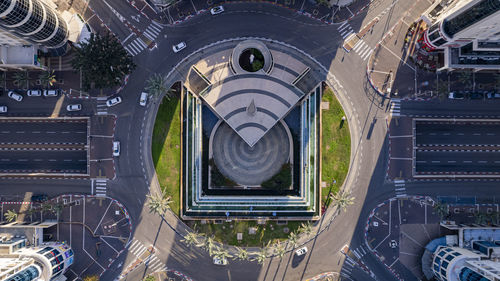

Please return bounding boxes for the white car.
[27,90,42,96]
[106,96,122,107]
[210,6,224,15]
[213,257,228,265]
[112,141,120,156]
[139,92,148,106]
[66,104,82,111]
[43,89,58,97]
[0,106,7,113]
[172,42,186,53]
[295,247,308,256]
[8,91,22,102]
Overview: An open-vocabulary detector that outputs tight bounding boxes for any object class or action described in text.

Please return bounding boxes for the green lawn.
[188,220,302,247]
[151,97,181,215]
[321,87,351,207]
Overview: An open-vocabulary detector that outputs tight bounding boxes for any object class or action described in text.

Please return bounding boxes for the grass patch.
[152,97,181,215]
[321,87,351,207]
[188,220,302,247]
[261,163,292,191]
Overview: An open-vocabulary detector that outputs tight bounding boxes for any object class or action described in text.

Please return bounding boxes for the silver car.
[8,91,22,102]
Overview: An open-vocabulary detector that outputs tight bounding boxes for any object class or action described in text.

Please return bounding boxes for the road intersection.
[0,0,499,280]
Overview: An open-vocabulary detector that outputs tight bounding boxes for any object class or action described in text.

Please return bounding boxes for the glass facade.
[7,265,40,281]
[442,0,500,38]
[459,267,489,281]
[0,0,68,48]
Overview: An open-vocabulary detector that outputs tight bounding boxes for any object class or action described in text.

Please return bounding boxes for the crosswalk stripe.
[126,44,139,55]
[352,40,364,52]
[148,24,162,34]
[144,29,156,39]
[151,20,162,28]
[342,30,354,39]
[359,46,371,58]
[357,44,369,55]
[129,240,139,248]
[340,27,351,36]
[136,38,147,48]
[130,41,143,53]
[362,49,373,60]
[142,31,154,41]
[338,24,350,32]
[134,245,147,256]
[360,246,367,255]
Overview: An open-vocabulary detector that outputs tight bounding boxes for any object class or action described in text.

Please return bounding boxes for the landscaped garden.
[321,86,351,207]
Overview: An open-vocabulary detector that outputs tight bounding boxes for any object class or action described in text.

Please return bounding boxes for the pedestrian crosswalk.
[389,99,401,116]
[351,40,373,61]
[96,97,108,115]
[394,179,406,197]
[93,178,107,197]
[351,244,368,260]
[123,21,163,56]
[337,21,354,39]
[127,238,165,273]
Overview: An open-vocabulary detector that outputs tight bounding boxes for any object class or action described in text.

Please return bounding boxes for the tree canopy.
[72,33,136,91]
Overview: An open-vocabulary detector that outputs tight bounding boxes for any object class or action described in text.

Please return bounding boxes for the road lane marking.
[463,161,472,163]
[478,161,487,163]
[16,131,25,133]
[431,161,440,163]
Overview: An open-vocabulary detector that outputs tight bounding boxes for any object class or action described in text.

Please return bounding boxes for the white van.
[139,92,148,106]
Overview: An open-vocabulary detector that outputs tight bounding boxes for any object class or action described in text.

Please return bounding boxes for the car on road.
[66,104,82,111]
[213,257,228,265]
[0,106,7,113]
[113,141,120,156]
[27,89,42,96]
[8,91,22,102]
[31,194,48,202]
[43,89,58,97]
[295,246,308,256]
[106,96,122,107]
[139,92,148,106]
[210,6,224,15]
[172,42,186,53]
[448,92,465,100]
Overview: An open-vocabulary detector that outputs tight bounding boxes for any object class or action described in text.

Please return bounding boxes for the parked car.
[8,91,22,101]
[106,96,122,107]
[0,106,7,113]
[112,141,120,156]
[172,42,186,53]
[66,104,82,111]
[210,6,224,15]
[139,92,148,106]
[213,257,228,265]
[43,89,58,97]
[469,92,484,100]
[295,247,308,256]
[487,92,500,99]
[27,89,42,96]
[448,92,465,100]
[31,194,48,202]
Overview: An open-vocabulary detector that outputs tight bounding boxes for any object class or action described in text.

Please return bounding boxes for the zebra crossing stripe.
[143,29,156,40]
[151,20,162,28]
[343,30,354,39]
[359,46,372,58]
[338,23,350,32]
[340,27,351,36]
[148,24,162,33]
[142,31,155,41]
[352,40,364,51]
[136,38,147,48]
[362,49,373,61]
[124,45,135,56]
[130,41,143,52]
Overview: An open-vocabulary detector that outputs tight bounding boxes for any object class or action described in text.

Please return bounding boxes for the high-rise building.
[420,0,500,70]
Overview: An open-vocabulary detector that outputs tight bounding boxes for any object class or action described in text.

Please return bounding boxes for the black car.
[470,92,484,100]
[31,194,48,202]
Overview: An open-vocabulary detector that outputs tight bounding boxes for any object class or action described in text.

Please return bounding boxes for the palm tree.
[273,241,286,259]
[4,210,18,222]
[458,71,472,89]
[436,79,449,100]
[181,231,199,247]
[202,236,216,256]
[39,70,56,88]
[41,203,52,213]
[299,222,313,236]
[52,202,64,215]
[433,202,449,220]
[146,194,171,216]
[234,247,250,261]
[287,231,299,249]
[254,248,268,264]
[330,190,355,213]
[13,71,29,89]
[213,246,232,261]
[145,73,169,99]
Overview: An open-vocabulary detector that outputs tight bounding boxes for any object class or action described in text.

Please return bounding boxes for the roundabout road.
[0,1,448,280]
[99,2,412,280]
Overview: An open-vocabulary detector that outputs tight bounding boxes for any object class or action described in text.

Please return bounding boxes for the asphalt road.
[4,0,500,281]
[416,122,500,146]
[0,150,87,172]
[0,121,87,143]
[416,150,500,173]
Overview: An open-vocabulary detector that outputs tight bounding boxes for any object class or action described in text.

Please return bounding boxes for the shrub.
[261,163,292,190]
